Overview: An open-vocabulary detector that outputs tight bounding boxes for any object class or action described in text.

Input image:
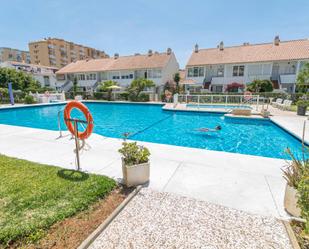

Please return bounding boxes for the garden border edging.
[77,185,143,249]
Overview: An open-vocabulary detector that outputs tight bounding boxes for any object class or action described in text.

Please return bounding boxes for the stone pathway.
[89,188,292,249]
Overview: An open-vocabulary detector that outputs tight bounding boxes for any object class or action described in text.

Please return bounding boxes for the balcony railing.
[211,75,271,85]
[279,74,296,84]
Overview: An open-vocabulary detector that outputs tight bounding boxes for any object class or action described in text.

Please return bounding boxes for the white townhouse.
[0,61,58,88]
[185,36,309,93]
[56,48,179,92]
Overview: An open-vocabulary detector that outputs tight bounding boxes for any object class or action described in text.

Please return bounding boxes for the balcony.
[279,74,296,84]
[211,76,244,85]
[211,75,271,85]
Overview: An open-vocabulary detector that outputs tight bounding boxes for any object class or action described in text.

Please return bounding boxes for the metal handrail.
[177,94,260,111]
[57,109,63,138]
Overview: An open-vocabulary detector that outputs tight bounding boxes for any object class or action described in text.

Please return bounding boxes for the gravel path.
[89,188,292,249]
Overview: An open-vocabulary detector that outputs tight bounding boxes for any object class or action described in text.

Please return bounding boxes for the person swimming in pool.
[197,125,222,132]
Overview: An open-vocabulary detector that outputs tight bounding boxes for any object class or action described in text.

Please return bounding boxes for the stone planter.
[284,184,301,217]
[297,105,307,116]
[122,159,150,187]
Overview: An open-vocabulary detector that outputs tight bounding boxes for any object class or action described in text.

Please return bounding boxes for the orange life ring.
[64,101,93,140]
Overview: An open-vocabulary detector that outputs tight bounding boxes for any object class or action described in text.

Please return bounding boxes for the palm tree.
[128,78,155,100]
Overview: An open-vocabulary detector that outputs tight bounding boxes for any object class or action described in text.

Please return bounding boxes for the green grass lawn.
[0,155,116,245]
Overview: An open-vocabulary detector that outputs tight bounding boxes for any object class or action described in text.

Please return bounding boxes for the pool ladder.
[57,109,63,138]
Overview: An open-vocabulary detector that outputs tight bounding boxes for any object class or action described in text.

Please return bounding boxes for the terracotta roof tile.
[57,52,172,74]
[187,39,309,66]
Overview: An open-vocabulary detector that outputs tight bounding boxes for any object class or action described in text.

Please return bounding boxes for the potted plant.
[297,99,309,116]
[119,141,150,187]
[282,148,306,217]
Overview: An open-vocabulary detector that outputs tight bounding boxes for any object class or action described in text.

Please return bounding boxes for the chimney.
[194,44,199,53]
[167,48,172,55]
[114,53,119,59]
[274,35,280,46]
[219,41,224,51]
[148,49,153,56]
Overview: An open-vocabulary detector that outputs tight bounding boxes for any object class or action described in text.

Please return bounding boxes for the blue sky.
[1,0,309,68]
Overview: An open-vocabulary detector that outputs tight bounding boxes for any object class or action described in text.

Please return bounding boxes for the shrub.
[297,100,309,107]
[93,92,107,100]
[137,93,150,102]
[297,62,309,93]
[119,142,150,166]
[246,79,274,92]
[298,171,309,234]
[24,95,36,104]
[282,148,308,188]
[119,92,129,101]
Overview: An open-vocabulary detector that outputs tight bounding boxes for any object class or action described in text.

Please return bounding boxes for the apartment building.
[29,38,109,68]
[0,61,58,89]
[0,47,31,63]
[56,48,179,92]
[185,36,309,93]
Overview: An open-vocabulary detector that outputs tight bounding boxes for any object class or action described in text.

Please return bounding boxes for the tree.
[297,62,309,93]
[246,79,273,93]
[98,80,117,100]
[0,67,40,91]
[173,72,180,93]
[73,77,78,97]
[128,78,155,100]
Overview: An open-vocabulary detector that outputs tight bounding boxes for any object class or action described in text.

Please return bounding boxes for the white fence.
[30,91,66,103]
[175,94,261,110]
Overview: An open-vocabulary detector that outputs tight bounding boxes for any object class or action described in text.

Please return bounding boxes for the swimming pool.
[187,104,252,110]
[0,102,304,159]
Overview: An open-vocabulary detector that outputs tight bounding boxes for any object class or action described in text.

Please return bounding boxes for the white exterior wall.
[33,74,58,88]
[161,53,179,85]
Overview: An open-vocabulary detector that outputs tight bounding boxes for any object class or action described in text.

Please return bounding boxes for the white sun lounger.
[272,98,283,107]
[277,100,292,110]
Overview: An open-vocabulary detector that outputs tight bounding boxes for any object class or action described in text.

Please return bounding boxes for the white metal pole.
[74,120,81,171]
[198,95,200,109]
[256,95,260,111]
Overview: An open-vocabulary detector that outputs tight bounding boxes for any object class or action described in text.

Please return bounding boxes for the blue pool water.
[187,104,252,109]
[0,102,305,159]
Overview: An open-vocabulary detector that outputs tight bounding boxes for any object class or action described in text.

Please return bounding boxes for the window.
[100,72,108,80]
[217,66,224,76]
[198,67,204,77]
[120,72,134,79]
[110,72,120,79]
[187,67,204,77]
[148,69,162,79]
[86,73,96,80]
[78,74,85,81]
[188,68,194,77]
[232,65,245,76]
[43,76,50,86]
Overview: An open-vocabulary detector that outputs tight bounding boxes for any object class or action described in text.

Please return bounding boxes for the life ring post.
[63,101,94,171]
[73,120,81,171]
